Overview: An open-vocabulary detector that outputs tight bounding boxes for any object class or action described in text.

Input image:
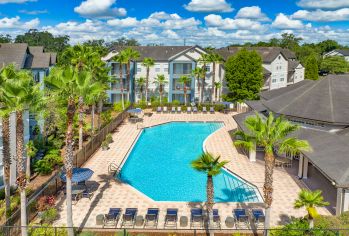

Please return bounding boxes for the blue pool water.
[118,122,262,202]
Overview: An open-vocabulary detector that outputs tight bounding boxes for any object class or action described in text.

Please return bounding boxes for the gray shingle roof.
[0,43,28,69]
[260,75,349,125]
[245,100,267,112]
[288,60,301,71]
[110,46,193,61]
[25,53,51,69]
[50,53,57,65]
[29,46,44,54]
[335,49,349,56]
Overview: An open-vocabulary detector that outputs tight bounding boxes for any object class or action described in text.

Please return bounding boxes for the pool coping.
[115,120,264,203]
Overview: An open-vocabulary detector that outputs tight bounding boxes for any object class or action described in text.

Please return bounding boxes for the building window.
[205,66,210,72]
[278,56,281,60]
[137,67,141,73]
[164,67,168,73]
[155,68,160,72]
[280,78,284,82]
[272,78,277,83]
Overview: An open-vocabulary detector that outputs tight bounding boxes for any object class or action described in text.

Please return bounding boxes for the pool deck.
[54,112,331,230]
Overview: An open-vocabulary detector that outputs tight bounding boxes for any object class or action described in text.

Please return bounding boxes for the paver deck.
[54,112,331,230]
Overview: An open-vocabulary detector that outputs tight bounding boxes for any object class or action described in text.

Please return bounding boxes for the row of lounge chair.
[157,106,215,113]
[103,207,265,229]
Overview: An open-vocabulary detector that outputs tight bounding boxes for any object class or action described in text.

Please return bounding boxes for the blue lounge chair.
[121,208,137,227]
[251,209,265,228]
[190,208,204,228]
[193,107,198,113]
[210,107,215,113]
[156,107,162,113]
[144,208,159,228]
[233,208,249,229]
[187,107,192,113]
[211,209,221,229]
[171,107,176,113]
[202,107,208,113]
[177,107,182,113]
[164,208,178,228]
[103,208,121,227]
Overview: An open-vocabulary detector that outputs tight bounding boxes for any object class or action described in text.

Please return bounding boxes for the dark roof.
[216,47,296,63]
[335,49,349,56]
[263,67,271,75]
[245,100,267,112]
[0,43,28,69]
[260,75,349,125]
[110,46,193,61]
[25,53,51,69]
[29,46,44,54]
[233,112,349,187]
[288,60,301,71]
[50,53,57,65]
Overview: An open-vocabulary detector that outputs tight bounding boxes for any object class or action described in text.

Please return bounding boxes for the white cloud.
[19,9,48,15]
[235,6,270,21]
[272,13,305,29]
[204,14,266,31]
[107,17,138,27]
[0,0,36,4]
[162,29,180,39]
[292,8,349,21]
[0,16,39,29]
[184,0,233,13]
[74,0,126,19]
[297,0,349,9]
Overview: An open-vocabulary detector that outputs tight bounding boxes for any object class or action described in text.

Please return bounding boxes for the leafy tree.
[224,48,263,102]
[136,77,146,101]
[82,39,107,55]
[153,74,168,104]
[105,37,140,48]
[305,54,319,80]
[234,112,311,230]
[15,29,69,53]
[179,75,191,105]
[294,189,329,228]
[318,40,341,54]
[321,56,349,74]
[191,153,228,228]
[279,33,302,51]
[0,34,12,43]
[142,57,155,102]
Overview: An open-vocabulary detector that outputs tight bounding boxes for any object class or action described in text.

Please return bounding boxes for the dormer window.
[278,56,281,60]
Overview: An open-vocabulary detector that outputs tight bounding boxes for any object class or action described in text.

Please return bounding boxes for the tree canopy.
[0,34,12,43]
[224,48,263,102]
[320,56,349,74]
[304,54,319,80]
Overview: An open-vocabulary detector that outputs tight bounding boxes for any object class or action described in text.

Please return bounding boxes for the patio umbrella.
[218,101,233,108]
[60,167,94,183]
[127,108,142,114]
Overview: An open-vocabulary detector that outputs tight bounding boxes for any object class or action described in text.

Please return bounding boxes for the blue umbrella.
[60,168,94,183]
[127,108,142,114]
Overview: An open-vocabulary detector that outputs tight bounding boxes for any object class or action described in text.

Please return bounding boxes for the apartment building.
[0,43,56,187]
[324,49,349,62]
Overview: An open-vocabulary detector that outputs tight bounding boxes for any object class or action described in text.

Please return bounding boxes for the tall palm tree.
[198,54,211,103]
[121,48,140,102]
[153,74,168,104]
[294,189,329,228]
[0,64,17,219]
[234,112,312,231]
[113,54,128,110]
[3,69,42,236]
[214,82,222,102]
[142,57,155,102]
[136,77,146,101]
[208,53,223,102]
[45,66,82,236]
[192,67,204,104]
[179,76,191,105]
[191,152,228,228]
[25,140,37,183]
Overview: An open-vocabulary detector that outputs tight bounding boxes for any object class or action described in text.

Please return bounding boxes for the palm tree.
[60,44,97,71]
[191,152,228,229]
[25,140,37,183]
[208,53,223,102]
[198,54,211,103]
[136,77,146,101]
[121,48,140,102]
[45,66,83,236]
[294,189,329,228]
[234,112,312,231]
[0,64,16,219]
[153,74,168,104]
[3,69,42,236]
[179,76,191,105]
[142,57,155,102]
[214,82,222,102]
[192,67,205,104]
[113,54,128,110]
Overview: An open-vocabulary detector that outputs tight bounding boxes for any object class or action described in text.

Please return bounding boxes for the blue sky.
[0,0,349,46]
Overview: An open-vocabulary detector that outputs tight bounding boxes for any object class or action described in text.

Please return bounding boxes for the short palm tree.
[121,48,140,101]
[191,152,228,227]
[234,112,312,230]
[179,76,191,105]
[153,74,168,104]
[142,57,155,102]
[136,77,146,101]
[214,82,222,102]
[209,53,223,102]
[294,189,329,228]
[192,67,205,104]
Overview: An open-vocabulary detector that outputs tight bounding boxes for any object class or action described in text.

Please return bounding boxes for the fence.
[1,225,349,236]
[3,107,131,235]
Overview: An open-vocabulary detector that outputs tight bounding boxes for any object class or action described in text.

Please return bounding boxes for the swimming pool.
[118,122,262,202]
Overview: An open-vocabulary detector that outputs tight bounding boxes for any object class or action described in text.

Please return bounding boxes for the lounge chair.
[121,208,137,228]
[177,107,182,113]
[190,208,204,228]
[164,208,178,228]
[171,107,176,113]
[233,208,249,229]
[163,106,168,113]
[202,107,207,113]
[211,209,221,229]
[209,107,215,113]
[193,107,198,113]
[81,188,94,200]
[156,107,162,113]
[144,208,159,228]
[187,107,192,113]
[251,209,265,228]
[103,208,121,227]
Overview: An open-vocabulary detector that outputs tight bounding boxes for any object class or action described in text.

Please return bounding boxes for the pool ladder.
[108,162,121,177]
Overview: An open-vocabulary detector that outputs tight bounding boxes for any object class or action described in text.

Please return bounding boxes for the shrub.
[214,104,225,112]
[314,215,342,230]
[113,102,124,112]
[34,159,53,175]
[136,100,147,109]
[271,218,309,236]
[101,140,109,150]
[28,224,67,236]
[36,195,55,212]
[172,100,180,106]
[101,109,112,125]
[43,153,63,167]
[339,211,349,226]
[0,187,16,200]
[105,134,113,144]
[78,232,96,236]
[41,208,58,224]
